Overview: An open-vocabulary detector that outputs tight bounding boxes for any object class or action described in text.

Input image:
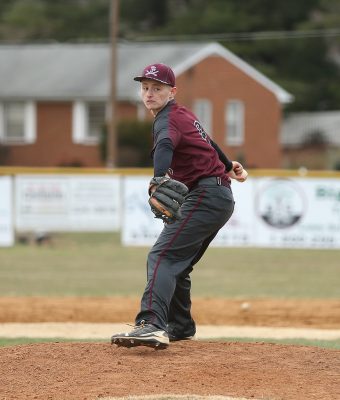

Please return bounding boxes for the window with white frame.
[72,101,106,144]
[0,101,36,144]
[193,99,213,137]
[88,102,106,139]
[225,100,244,146]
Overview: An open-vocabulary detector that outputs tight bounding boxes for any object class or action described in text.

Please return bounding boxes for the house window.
[225,100,244,146]
[72,101,106,144]
[4,103,25,140]
[193,99,212,137]
[0,102,36,144]
[88,102,106,139]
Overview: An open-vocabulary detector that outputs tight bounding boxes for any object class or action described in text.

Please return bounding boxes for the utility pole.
[107,0,119,168]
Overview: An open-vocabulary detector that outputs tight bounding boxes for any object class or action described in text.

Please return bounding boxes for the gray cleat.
[111,321,169,349]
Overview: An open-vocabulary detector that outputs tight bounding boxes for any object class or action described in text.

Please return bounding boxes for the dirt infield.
[1,296,340,328]
[1,297,340,400]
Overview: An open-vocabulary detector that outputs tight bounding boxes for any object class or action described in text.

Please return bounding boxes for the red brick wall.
[4,102,139,167]
[176,57,282,168]
[117,102,138,120]
[5,102,103,167]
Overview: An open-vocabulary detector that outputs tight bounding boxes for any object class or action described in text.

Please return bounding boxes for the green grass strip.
[1,232,340,298]
[1,336,340,349]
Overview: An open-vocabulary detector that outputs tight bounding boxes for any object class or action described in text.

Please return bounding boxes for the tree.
[0,0,110,41]
[1,0,340,111]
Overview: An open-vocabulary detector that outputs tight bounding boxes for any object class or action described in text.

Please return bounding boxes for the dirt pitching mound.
[1,341,339,400]
[100,396,252,400]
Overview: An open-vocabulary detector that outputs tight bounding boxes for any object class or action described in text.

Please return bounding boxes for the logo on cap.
[134,63,176,86]
[145,65,159,77]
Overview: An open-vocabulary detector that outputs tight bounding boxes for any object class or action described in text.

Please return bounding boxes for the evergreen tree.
[1,0,340,110]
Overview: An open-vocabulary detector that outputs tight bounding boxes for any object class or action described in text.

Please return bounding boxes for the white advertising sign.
[213,179,254,247]
[15,175,121,232]
[0,176,14,247]
[121,175,340,249]
[121,177,253,247]
[122,176,163,246]
[253,177,340,248]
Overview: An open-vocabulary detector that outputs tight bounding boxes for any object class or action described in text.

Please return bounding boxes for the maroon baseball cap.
[134,63,176,87]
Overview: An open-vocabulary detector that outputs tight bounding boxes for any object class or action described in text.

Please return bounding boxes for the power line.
[128,28,340,42]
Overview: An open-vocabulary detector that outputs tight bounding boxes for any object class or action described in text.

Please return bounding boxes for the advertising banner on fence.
[122,176,163,246]
[213,179,254,247]
[15,175,121,232]
[0,176,14,247]
[252,177,340,248]
[121,176,253,247]
[121,176,340,249]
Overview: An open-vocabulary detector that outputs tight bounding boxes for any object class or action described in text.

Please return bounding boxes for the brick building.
[0,42,292,168]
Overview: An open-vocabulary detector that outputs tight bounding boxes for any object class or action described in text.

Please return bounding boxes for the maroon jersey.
[152,100,230,189]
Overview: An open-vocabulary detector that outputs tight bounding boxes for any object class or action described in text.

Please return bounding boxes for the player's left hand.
[148,177,189,224]
[228,161,248,182]
[232,161,243,175]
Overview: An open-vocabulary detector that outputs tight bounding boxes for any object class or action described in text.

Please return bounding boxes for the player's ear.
[169,86,177,99]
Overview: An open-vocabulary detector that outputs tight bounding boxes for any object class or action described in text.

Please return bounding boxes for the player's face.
[140,80,176,115]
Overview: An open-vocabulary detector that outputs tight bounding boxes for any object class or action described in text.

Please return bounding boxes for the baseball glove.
[148,176,189,224]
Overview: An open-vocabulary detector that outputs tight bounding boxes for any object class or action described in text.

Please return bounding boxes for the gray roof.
[0,42,292,103]
[281,111,340,146]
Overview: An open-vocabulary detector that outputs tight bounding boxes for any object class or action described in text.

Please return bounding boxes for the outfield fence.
[1,167,340,249]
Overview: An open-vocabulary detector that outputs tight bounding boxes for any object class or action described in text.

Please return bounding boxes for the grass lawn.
[0,336,339,350]
[0,232,339,298]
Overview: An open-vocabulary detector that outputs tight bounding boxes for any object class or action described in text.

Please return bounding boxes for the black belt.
[193,176,230,189]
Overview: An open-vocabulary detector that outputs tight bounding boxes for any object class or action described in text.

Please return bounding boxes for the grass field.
[1,336,340,349]
[0,232,339,298]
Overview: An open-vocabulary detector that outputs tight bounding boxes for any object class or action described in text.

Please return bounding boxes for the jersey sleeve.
[153,138,174,177]
[151,102,182,176]
[155,121,181,148]
[210,139,233,172]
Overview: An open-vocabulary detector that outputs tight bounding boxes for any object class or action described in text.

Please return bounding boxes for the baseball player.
[111,63,246,349]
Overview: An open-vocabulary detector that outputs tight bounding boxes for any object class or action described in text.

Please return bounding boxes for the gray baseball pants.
[135,177,235,336]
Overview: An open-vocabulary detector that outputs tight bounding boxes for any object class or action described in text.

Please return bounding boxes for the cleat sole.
[111,336,168,349]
